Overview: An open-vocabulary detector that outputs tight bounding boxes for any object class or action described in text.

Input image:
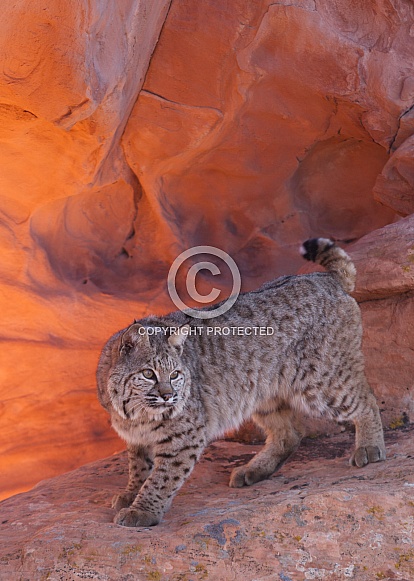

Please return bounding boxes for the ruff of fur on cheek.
[125,399,146,417]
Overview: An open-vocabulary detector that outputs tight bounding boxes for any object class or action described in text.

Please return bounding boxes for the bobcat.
[97,238,385,527]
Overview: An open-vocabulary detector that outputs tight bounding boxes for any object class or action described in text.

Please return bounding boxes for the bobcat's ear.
[120,322,150,349]
[168,324,190,351]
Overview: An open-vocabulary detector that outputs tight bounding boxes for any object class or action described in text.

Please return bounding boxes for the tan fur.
[97,238,385,527]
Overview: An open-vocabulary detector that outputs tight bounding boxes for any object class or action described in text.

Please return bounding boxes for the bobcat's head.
[102,321,191,421]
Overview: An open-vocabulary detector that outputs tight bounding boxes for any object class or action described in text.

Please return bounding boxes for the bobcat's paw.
[111,491,137,511]
[229,465,265,488]
[350,445,386,468]
[114,507,160,527]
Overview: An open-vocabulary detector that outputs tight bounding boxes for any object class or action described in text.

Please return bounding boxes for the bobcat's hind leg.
[349,393,386,468]
[332,376,386,468]
[112,445,153,510]
[229,406,302,488]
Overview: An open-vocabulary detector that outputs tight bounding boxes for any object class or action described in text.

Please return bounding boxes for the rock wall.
[0,0,173,500]
[351,215,414,428]
[0,0,413,499]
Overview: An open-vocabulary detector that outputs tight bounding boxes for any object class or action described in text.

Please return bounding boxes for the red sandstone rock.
[350,214,414,302]
[374,136,414,216]
[124,0,398,290]
[0,0,414,502]
[1,431,413,580]
[341,217,414,427]
[361,294,414,430]
[0,0,171,500]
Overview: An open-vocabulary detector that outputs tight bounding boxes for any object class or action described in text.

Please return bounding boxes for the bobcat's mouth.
[145,392,178,409]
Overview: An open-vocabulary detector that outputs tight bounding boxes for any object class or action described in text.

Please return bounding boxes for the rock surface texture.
[1,429,413,581]
[0,0,413,499]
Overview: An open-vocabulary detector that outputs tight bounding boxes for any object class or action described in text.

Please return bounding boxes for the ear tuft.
[168,325,190,350]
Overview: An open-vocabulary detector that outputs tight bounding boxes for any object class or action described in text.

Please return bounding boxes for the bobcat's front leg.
[114,439,205,527]
[112,444,153,511]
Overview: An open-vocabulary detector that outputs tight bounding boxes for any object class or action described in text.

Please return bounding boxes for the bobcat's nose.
[161,393,173,402]
[157,382,174,402]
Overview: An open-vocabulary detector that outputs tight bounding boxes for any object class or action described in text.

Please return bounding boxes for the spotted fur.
[97,238,385,527]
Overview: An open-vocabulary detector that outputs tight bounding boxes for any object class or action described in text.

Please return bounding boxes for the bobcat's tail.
[300,238,356,294]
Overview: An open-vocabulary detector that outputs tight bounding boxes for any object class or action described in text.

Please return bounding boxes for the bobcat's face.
[107,323,191,420]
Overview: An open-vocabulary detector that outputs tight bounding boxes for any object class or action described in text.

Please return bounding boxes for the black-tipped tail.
[300,238,334,263]
[300,238,356,294]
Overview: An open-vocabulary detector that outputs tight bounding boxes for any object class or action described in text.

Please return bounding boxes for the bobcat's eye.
[170,370,179,380]
[142,369,155,379]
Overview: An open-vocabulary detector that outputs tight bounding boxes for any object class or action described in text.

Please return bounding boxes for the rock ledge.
[0,428,413,581]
